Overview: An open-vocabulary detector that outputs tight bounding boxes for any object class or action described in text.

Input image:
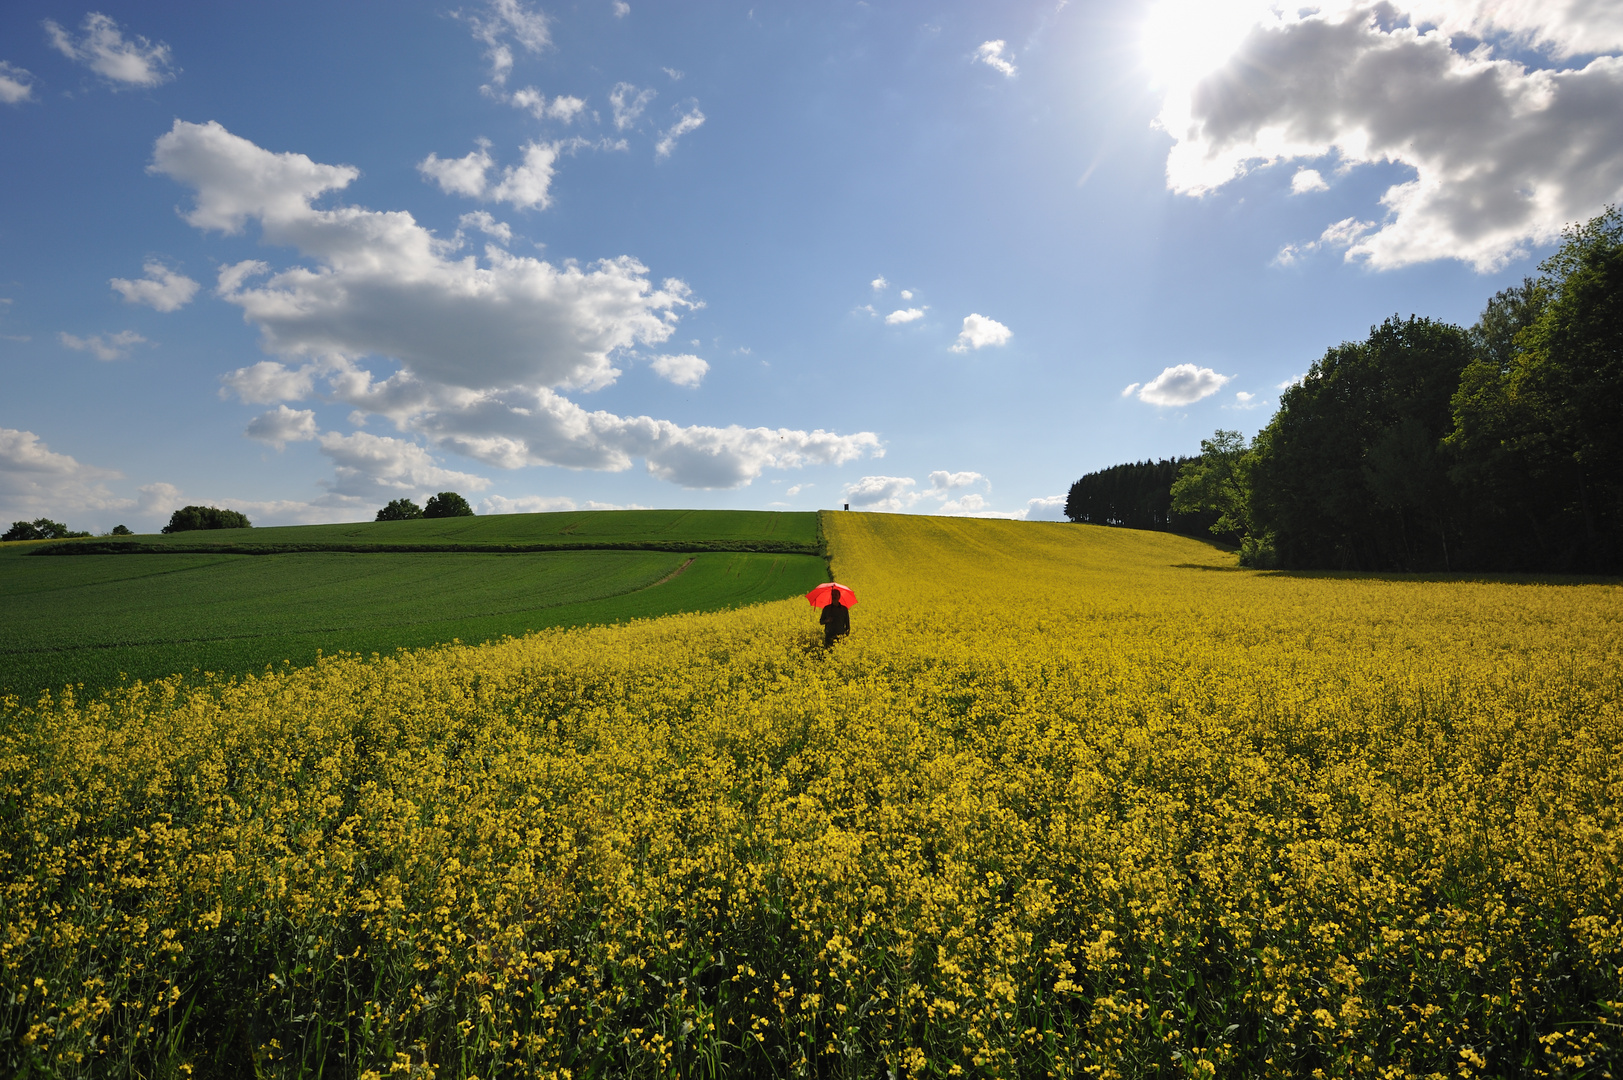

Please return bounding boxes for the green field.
[0,510,826,697]
[34,507,821,554]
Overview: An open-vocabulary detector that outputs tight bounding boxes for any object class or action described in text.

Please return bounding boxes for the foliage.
[2,512,1619,1078]
[1064,458,1218,537]
[376,498,425,522]
[3,518,91,541]
[0,548,826,697]
[162,506,252,533]
[1447,205,1623,569]
[1246,315,1473,570]
[423,491,474,518]
[1168,431,1252,540]
[109,525,133,536]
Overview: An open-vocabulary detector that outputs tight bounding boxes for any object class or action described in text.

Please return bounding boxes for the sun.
[1139,0,1273,88]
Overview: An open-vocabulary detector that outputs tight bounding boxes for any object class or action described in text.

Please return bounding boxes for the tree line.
[1064,459,1220,538]
[1072,207,1622,573]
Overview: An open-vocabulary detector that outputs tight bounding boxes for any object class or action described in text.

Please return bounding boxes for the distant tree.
[110,524,133,536]
[423,491,474,518]
[1170,430,1256,549]
[4,517,90,541]
[1064,458,1216,536]
[376,498,425,521]
[162,506,252,533]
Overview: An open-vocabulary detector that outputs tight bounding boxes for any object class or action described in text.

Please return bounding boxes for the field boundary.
[27,539,822,557]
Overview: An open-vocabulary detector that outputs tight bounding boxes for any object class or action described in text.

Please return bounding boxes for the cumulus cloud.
[1290,168,1328,194]
[45,13,176,88]
[1156,2,1623,271]
[465,0,551,86]
[1023,494,1068,521]
[0,427,125,518]
[655,105,706,158]
[844,475,920,512]
[418,142,493,198]
[153,121,880,489]
[419,140,559,209]
[871,275,889,291]
[950,313,1012,352]
[109,261,199,312]
[245,405,318,449]
[459,210,512,243]
[319,431,491,498]
[650,353,708,387]
[508,88,587,122]
[613,2,631,18]
[221,359,322,404]
[1133,363,1232,406]
[975,40,1018,77]
[59,330,147,361]
[929,470,986,493]
[885,307,925,324]
[1278,373,1307,389]
[0,61,36,104]
[610,82,655,130]
[900,289,914,300]
[1121,382,1142,397]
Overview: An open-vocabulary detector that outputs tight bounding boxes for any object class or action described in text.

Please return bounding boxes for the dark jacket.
[820,600,850,633]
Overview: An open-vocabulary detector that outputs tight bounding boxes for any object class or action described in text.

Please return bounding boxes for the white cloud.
[418,142,493,198]
[44,13,176,88]
[509,88,588,122]
[1290,168,1328,194]
[0,61,36,104]
[928,470,986,493]
[650,353,709,387]
[885,307,925,324]
[59,330,147,361]
[459,210,512,243]
[490,141,560,209]
[1134,363,1232,406]
[1023,494,1068,521]
[109,261,199,312]
[786,483,807,496]
[871,275,889,291]
[844,475,920,512]
[0,427,124,519]
[610,82,655,130]
[1278,373,1306,389]
[481,493,579,513]
[975,39,1018,77]
[613,1,631,18]
[937,492,989,514]
[900,289,914,300]
[950,313,1012,352]
[655,105,706,158]
[319,431,491,498]
[156,120,881,490]
[1228,390,1263,410]
[221,360,322,404]
[1121,382,1141,397]
[419,140,558,210]
[245,405,318,449]
[466,0,551,86]
[1157,3,1623,271]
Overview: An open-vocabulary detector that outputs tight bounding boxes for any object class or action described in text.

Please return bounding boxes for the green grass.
[34,508,821,554]
[0,510,828,698]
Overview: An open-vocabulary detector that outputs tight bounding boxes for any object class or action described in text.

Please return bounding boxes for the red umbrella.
[805,582,858,608]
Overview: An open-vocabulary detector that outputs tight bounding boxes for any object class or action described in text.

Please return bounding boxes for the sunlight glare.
[1140,0,1273,88]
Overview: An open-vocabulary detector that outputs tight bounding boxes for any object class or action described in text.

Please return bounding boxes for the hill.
[0,509,825,696]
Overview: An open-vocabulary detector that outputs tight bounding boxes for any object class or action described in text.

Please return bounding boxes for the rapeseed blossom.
[2,513,1619,1077]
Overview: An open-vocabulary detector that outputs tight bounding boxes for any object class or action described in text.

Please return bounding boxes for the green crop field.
[0,510,827,698]
[36,507,821,554]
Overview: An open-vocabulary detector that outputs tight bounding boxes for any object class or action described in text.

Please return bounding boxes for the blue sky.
[3,0,1620,528]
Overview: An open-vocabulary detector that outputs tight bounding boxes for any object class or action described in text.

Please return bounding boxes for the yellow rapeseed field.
[3,512,1620,1078]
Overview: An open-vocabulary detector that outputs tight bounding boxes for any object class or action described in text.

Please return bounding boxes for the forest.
[1068,207,1622,572]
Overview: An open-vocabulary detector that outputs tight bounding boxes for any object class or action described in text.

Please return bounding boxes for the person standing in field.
[820,588,851,647]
